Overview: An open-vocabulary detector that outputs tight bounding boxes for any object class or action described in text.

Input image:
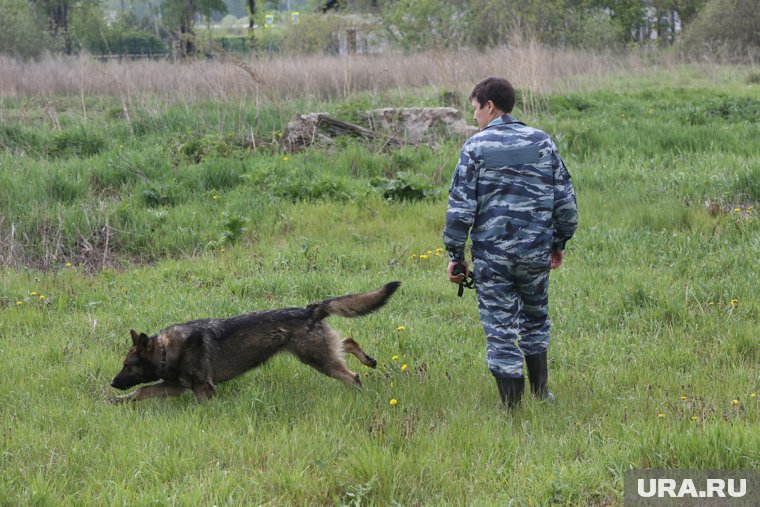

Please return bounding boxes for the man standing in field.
[443,77,578,409]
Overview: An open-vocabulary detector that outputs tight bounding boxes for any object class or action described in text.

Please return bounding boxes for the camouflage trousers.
[472,256,551,379]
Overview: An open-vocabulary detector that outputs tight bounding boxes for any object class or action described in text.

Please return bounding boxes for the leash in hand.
[452,262,475,297]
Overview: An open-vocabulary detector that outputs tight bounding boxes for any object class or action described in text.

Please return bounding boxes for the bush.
[562,10,625,50]
[107,31,167,56]
[679,0,760,57]
[0,0,49,58]
[280,14,342,55]
[0,124,43,155]
[84,29,168,56]
[50,129,107,158]
[370,171,440,201]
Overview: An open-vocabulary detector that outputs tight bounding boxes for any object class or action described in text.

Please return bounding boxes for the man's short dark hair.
[470,77,516,113]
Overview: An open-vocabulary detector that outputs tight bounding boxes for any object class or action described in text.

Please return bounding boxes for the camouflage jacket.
[443,114,578,266]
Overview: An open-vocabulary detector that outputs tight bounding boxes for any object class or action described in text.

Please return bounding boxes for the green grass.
[1,67,759,505]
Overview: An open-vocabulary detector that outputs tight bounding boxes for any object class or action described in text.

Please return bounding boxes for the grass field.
[1,61,759,505]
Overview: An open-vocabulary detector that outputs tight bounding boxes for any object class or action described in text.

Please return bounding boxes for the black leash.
[452,262,475,297]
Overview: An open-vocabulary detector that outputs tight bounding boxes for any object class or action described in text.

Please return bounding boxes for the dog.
[110,281,401,403]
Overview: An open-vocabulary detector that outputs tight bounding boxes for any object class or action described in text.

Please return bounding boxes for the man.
[443,77,578,408]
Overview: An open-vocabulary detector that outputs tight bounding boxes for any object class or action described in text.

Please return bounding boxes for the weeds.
[0,67,758,505]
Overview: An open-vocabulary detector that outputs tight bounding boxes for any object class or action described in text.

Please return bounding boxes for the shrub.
[370,171,440,201]
[47,172,85,203]
[50,129,107,158]
[679,0,760,58]
[0,0,49,58]
[280,13,342,55]
[0,124,43,155]
[85,29,168,56]
[733,167,760,202]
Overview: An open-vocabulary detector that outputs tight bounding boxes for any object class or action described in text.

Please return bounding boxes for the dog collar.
[159,342,167,378]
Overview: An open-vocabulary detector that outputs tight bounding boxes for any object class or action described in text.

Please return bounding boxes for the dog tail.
[311,281,401,321]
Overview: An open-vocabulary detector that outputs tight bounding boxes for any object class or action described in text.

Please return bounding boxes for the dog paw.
[109,394,132,404]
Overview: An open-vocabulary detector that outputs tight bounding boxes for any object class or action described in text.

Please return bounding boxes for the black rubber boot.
[525,351,556,402]
[495,376,524,409]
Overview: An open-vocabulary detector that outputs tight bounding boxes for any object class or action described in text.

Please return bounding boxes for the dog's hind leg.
[342,337,378,368]
[110,381,188,404]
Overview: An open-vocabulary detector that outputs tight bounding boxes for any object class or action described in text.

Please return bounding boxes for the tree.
[680,0,760,55]
[163,0,227,56]
[599,0,647,42]
[28,0,108,54]
[380,0,470,50]
[30,0,74,53]
[0,0,49,57]
[657,0,707,25]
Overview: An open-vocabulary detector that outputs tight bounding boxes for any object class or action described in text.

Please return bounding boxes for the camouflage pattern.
[443,114,578,379]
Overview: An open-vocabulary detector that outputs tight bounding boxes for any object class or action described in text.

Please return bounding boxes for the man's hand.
[448,260,469,283]
[550,249,564,270]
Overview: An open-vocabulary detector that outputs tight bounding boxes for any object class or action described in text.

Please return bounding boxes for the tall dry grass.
[0,43,648,105]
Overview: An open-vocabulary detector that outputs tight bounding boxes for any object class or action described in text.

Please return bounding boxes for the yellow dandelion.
[212,195,219,200]
[734,207,741,212]
[658,413,665,418]
[390,381,395,389]
[691,416,699,422]
[427,250,433,254]
[419,254,429,260]
[392,355,399,361]
[435,252,441,257]
[730,299,738,306]
[436,247,444,253]
[410,254,417,261]
[401,364,408,372]
[39,295,45,300]
[283,156,289,161]
[65,262,72,268]
[30,292,37,296]
[732,399,739,406]
[16,301,24,306]
[708,301,715,305]
[396,325,406,332]
[220,248,226,253]
[750,393,757,399]
[680,395,687,401]
[389,399,398,406]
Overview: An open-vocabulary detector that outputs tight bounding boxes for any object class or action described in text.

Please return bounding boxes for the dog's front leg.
[192,382,216,402]
[110,381,189,403]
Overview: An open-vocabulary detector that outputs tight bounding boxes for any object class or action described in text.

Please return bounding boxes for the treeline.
[0,0,758,59]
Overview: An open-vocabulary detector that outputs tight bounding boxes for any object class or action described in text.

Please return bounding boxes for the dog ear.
[130,330,140,346]
[135,332,153,352]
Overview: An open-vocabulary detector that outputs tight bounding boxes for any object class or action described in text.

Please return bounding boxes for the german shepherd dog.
[110,281,401,403]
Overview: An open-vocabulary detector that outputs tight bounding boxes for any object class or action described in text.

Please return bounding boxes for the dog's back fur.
[111,281,401,403]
